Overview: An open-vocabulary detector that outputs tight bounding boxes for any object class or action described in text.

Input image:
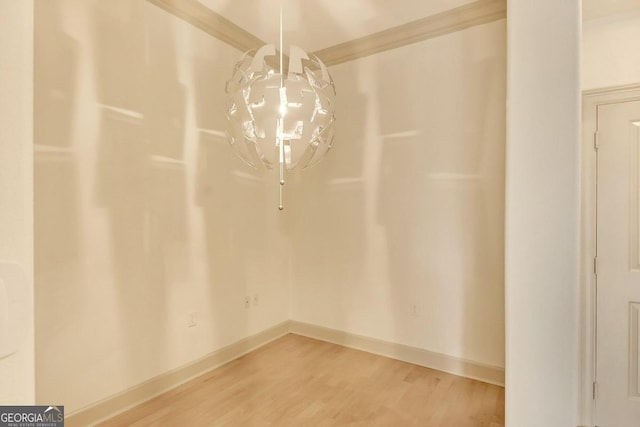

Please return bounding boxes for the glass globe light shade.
[225,44,336,171]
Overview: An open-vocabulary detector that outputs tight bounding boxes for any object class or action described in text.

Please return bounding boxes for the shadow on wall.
[374,23,506,361]
[191,16,291,346]
[289,0,506,370]
[33,0,83,406]
[91,0,188,383]
[33,0,189,407]
[35,0,189,401]
[195,130,266,345]
[289,0,367,330]
[35,0,290,411]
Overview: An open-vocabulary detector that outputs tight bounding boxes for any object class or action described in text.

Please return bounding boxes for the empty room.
[1,0,638,426]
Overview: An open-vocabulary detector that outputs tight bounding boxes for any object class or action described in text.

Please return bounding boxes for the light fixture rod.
[279,1,284,87]
[278,1,285,211]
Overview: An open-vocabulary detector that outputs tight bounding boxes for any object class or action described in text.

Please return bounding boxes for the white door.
[597,99,640,426]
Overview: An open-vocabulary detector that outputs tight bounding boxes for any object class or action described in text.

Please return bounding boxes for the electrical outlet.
[244,296,251,309]
[253,294,259,306]
[188,311,197,328]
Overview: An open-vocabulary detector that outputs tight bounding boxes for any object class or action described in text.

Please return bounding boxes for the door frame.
[581,83,640,426]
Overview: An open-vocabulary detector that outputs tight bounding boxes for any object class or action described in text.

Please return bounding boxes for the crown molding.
[147,0,266,52]
[147,0,506,66]
[315,0,506,66]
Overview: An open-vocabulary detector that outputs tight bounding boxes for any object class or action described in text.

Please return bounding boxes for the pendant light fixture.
[225,3,336,210]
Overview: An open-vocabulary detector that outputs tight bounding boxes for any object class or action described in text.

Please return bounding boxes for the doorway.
[583,85,640,427]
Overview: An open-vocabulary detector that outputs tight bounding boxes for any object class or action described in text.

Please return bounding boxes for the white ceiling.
[197,0,476,52]
[198,0,640,52]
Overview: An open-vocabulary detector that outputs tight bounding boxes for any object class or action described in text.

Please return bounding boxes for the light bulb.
[279,104,288,117]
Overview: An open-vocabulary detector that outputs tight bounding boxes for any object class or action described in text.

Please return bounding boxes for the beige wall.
[34,0,289,413]
[34,0,509,414]
[583,10,640,90]
[290,20,506,369]
[0,0,35,405]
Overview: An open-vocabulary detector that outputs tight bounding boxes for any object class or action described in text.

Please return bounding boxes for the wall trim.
[289,321,505,387]
[583,82,640,98]
[580,83,640,427]
[146,0,506,66]
[146,0,266,52]
[65,321,291,427]
[66,319,505,425]
[314,0,506,66]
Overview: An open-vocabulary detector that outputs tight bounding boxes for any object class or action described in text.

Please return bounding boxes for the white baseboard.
[289,320,505,387]
[66,320,504,425]
[65,321,290,427]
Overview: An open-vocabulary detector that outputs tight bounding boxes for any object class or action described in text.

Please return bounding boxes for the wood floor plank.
[98,334,505,427]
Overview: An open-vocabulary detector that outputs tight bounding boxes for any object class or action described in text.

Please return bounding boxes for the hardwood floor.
[99,334,504,427]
